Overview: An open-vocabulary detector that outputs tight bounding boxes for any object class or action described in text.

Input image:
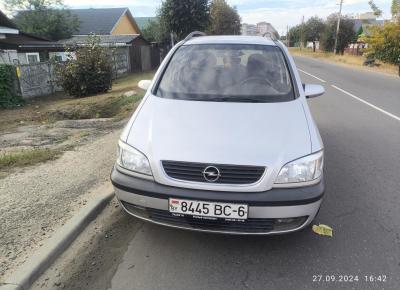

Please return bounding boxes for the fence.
[16,62,60,98]
[129,46,161,72]
[111,48,130,79]
[13,45,161,99]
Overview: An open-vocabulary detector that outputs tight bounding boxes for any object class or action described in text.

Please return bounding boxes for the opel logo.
[202,166,221,182]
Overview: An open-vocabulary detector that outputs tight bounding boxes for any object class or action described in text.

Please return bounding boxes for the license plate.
[169,198,248,220]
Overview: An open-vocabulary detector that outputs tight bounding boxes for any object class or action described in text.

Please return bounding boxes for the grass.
[289,47,398,76]
[0,149,61,172]
[0,71,156,175]
[47,91,145,121]
[0,71,155,131]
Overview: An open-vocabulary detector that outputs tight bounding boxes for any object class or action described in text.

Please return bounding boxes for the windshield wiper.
[210,97,264,103]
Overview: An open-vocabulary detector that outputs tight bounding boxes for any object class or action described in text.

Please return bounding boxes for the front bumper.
[111,167,324,235]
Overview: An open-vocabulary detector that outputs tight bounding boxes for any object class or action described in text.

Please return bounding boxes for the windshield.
[156,44,295,102]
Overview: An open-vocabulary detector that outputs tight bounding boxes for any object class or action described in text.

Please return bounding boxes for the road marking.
[331,85,400,122]
[298,69,327,83]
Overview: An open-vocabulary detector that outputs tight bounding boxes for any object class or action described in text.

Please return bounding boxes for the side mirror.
[304,84,325,99]
[138,80,152,91]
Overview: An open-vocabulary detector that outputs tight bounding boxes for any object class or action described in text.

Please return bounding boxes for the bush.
[367,22,400,66]
[0,64,24,109]
[55,35,113,97]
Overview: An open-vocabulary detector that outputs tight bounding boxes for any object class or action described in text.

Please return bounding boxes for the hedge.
[0,64,23,108]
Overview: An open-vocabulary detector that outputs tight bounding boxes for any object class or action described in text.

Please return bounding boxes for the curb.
[0,183,114,290]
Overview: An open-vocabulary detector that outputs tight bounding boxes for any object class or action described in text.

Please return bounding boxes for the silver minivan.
[111,33,325,235]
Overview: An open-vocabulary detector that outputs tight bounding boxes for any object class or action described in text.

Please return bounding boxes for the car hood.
[126,96,311,170]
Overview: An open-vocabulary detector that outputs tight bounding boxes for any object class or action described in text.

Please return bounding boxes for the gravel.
[0,128,122,279]
[0,118,124,153]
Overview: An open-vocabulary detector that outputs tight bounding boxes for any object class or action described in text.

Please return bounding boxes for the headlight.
[275,151,323,184]
[117,141,152,176]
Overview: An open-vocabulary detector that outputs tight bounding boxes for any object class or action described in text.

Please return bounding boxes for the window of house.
[26,53,40,64]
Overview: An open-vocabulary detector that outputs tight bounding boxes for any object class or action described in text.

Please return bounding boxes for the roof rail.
[262,32,278,41]
[183,31,207,43]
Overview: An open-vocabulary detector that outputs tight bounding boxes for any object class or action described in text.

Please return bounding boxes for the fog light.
[274,216,308,231]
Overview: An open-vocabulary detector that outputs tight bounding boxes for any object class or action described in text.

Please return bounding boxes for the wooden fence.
[129,46,161,72]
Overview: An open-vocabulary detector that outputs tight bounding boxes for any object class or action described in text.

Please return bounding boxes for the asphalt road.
[34,56,400,290]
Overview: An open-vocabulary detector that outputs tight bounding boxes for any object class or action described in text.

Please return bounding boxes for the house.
[60,8,149,49]
[55,8,155,72]
[240,22,279,38]
[256,22,279,38]
[0,10,62,64]
[71,8,142,36]
[345,14,385,56]
[241,23,257,36]
[353,13,384,37]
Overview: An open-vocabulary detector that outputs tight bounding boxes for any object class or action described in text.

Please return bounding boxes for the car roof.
[183,35,277,46]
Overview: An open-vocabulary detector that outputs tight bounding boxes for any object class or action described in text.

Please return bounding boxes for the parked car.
[111,33,325,235]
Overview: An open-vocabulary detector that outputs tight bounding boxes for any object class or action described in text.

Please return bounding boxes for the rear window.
[156,44,295,103]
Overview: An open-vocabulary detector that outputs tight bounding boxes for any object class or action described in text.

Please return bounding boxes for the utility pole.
[286,25,289,47]
[300,16,304,50]
[170,32,174,47]
[333,0,344,54]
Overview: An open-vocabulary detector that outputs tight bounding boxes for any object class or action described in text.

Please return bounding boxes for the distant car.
[111,33,325,235]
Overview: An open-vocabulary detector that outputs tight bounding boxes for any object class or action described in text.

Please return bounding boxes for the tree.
[392,0,400,19]
[357,26,364,37]
[55,35,113,97]
[288,24,304,47]
[5,0,79,40]
[368,0,382,17]
[4,0,63,10]
[208,0,241,35]
[159,0,209,41]
[367,22,400,75]
[320,14,356,54]
[142,18,169,44]
[304,17,325,51]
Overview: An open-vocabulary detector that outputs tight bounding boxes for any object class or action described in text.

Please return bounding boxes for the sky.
[3,0,393,34]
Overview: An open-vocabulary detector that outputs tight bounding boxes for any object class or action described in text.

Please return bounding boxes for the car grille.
[121,202,308,234]
[147,208,274,234]
[162,161,265,184]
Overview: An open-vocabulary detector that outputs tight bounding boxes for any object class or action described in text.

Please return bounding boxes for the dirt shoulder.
[0,72,154,281]
[0,72,154,178]
[0,129,122,280]
[0,72,154,132]
[289,48,399,76]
